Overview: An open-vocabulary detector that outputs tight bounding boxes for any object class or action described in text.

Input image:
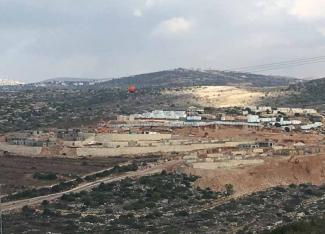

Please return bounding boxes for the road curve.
[1,160,182,213]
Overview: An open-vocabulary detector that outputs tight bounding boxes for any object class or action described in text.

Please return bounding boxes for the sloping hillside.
[252,77,325,110]
[289,77,325,102]
[268,77,325,108]
[41,77,98,83]
[100,68,297,89]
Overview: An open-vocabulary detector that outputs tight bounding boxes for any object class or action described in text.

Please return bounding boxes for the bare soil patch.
[182,154,325,196]
[0,155,127,195]
[164,86,266,107]
[173,126,323,144]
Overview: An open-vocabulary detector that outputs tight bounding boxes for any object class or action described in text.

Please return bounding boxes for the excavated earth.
[180,154,325,196]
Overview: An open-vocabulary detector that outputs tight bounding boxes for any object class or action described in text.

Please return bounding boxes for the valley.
[1,68,325,233]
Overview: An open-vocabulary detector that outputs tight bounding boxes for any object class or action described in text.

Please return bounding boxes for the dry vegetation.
[164,86,267,107]
[0,155,127,194]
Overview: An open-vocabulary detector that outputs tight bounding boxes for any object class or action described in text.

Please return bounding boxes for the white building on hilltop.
[132,110,187,120]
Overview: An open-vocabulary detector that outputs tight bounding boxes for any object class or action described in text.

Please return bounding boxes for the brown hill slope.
[182,153,325,196]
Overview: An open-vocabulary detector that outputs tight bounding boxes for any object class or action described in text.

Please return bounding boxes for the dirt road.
[1,160,182,213]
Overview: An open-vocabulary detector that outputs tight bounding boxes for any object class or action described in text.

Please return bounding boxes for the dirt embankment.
[174,126,323,145]
[40,145,77,157]
[181,154,325,196]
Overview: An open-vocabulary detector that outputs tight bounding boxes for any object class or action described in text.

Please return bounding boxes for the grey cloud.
[0,0,325,82]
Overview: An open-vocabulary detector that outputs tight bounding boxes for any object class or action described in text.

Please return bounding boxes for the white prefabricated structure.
[301,122,323,130]
[260,117,276,123]
[279,120,302,126]
[133,110,187,120]
[247,115,260,123]
[186,116,202,121]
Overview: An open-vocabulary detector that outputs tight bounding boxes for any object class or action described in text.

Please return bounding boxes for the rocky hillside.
[289,77,325,103]
[261,77,325,109]
[100,68,297,89]
[252,77,325,110]
[25,68,298,90]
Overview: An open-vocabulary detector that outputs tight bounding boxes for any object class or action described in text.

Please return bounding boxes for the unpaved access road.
[1,160,182,213]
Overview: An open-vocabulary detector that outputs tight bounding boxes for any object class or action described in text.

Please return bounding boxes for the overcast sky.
[1,0,325,82]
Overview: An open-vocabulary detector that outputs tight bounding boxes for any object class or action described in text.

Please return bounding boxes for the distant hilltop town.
[0,79,25,86]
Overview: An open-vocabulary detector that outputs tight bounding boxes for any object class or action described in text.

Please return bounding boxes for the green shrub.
[33,172,57,180]
[22,205,35,216]
[41,200,49,207]
[81,215,101,223]
[175,210,188,217]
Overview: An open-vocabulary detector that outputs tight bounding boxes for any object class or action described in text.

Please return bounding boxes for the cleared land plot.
[174,126,323,144]
[0,155,127,195]
[193,159,264,170]
[183,154,325,196]
[164,86,266,107]
[76,141,253,157]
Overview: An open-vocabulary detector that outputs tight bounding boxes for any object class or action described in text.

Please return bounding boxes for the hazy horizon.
[1,0,325,82]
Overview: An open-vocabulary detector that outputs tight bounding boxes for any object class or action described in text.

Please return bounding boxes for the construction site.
[1,111,324,193]
[1,121,325,233]
[1,106,325,233]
